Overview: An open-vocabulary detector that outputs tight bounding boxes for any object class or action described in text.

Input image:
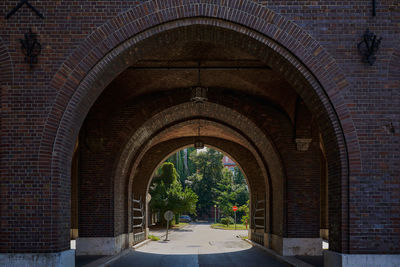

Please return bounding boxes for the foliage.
[220,216,234,226]
[213,168,236,217]
[211,223,247,230]
[186,149,224,217]
[239,235,249,239]
[171,223,188,229]
[212,167,249,221]
[158,148,249,221]
[239,200,250,225]
[149,162,198,223]
[166,148,197,186]
[148,234,160,241]
[233,166,246,184]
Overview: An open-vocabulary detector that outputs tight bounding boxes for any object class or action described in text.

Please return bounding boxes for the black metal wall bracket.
[357,29,382,66]
[6,0,44,19]
[20,29,41,69]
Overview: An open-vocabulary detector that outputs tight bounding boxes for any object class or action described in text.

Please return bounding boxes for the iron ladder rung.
[132,208,143,212]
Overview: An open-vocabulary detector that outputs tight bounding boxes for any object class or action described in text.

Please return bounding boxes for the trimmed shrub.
[220,216,234,226]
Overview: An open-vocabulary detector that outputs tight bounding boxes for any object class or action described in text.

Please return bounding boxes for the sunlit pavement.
[111,223,287,267]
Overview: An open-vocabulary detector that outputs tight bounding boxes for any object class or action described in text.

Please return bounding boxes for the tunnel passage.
[64,23,339,257]
[3,1,399,267]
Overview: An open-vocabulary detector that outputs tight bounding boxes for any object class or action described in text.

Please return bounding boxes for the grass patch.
[211,223,248,230]
[171,222,188,229]
[148,234,160,241]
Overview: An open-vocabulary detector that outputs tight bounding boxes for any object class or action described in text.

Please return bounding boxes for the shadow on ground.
[75,255,105,267]
[109,247,289,267]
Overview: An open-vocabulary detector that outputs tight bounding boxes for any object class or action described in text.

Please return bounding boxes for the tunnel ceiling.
[92,39,298,123]
[150,121,249,149]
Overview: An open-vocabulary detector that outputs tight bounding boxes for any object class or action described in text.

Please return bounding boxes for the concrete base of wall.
[76,233,130,255]
[265,233,322,256]
[324,250,400,267]
[70,228,79,239]
[320,229,329,240]
[128,232,136,247]
[0,250,75,267]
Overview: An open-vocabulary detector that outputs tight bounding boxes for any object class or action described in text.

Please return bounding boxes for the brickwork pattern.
[0,0,398,255]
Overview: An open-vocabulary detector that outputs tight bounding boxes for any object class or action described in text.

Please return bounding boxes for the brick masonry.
[0,0,398,256]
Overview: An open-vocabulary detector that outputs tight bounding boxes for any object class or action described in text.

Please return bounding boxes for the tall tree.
[167,148,196,187]
[210,165,249,222]
[162,148,249,221]
[149,162,198,223]
[233,166,246,185]
[213,168,237,217]
[187,148,224,217]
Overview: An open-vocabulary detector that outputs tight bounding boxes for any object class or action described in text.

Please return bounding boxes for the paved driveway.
[111,223,287,267]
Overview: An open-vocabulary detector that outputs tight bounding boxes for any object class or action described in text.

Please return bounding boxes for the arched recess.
[109,102,282,234]
[39,0,358,254]
[130,136,270,236]
[76,101,280,255]
[114,100,321,255]
[123,118,273,232]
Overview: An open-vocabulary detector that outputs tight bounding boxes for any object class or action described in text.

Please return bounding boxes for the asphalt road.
[110,223,287,267]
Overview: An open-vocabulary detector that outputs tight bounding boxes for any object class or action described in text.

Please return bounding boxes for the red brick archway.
[113,102,280,235]
[131,136,268,231]
[39,0,358,254]
[123,116,274,236]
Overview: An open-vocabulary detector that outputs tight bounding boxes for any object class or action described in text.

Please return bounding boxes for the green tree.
[213,168,237,218]
[163,148,249,222]
[212,167,249,222]
[149,162,198,224]
[187,148,224,217]
[233,166,246,185]
[166,148,196,187]
[239,200,250,227]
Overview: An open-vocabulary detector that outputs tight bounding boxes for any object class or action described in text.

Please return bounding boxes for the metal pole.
[235,211,237,231]
[214,206,217,224]
[165,220,169,241]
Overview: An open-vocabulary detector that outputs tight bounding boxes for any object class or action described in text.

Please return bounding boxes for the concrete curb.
[132,239,152,250]
[242,239,314,267]
[82,248,133,267]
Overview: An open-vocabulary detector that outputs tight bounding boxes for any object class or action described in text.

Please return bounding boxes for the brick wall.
[0,0,398,255]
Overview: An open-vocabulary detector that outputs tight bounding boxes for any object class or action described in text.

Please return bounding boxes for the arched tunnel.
[69,24,333,257]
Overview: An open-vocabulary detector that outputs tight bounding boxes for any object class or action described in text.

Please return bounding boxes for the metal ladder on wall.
[251,195,266,246]
[132,195,146,245]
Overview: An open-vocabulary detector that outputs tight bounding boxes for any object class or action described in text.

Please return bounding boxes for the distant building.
[222,156,236,172]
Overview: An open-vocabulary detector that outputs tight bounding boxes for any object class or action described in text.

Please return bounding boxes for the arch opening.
[58,17,347,260]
